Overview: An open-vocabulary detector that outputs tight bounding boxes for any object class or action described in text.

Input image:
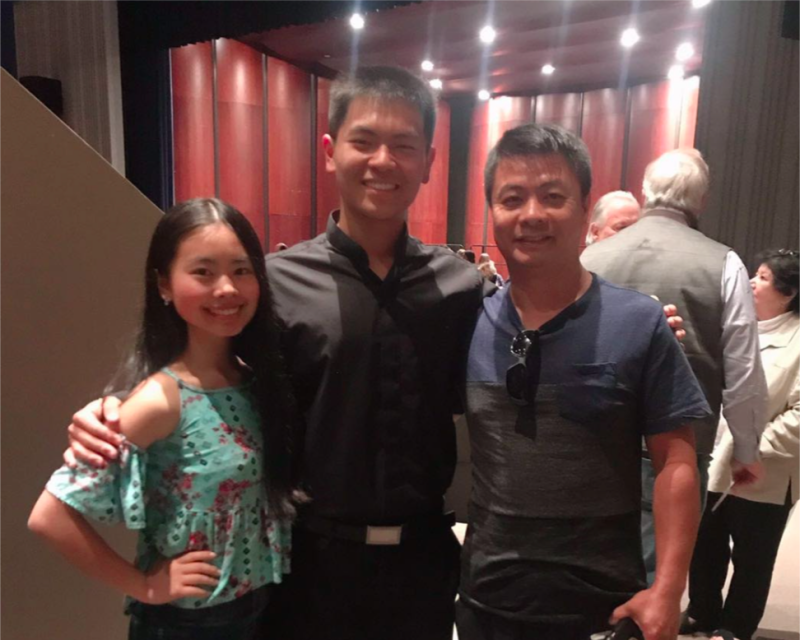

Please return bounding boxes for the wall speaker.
[19,76,63,118]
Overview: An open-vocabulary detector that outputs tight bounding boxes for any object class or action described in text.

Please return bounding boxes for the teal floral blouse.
[46,369,290,609]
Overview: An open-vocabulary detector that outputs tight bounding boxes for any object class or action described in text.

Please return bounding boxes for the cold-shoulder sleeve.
[45,440,148,529]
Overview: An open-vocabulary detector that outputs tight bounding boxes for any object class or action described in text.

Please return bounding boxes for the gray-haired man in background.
[585,190,641,246]
[582,148,767,584]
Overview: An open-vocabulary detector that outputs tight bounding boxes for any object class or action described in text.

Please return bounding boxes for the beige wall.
[1,70,161,640]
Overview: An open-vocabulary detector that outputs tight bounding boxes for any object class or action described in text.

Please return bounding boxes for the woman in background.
[682,248,799,640]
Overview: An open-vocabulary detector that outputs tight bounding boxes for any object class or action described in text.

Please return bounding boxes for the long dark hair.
[755,249,799,315]
[109,198,299,520]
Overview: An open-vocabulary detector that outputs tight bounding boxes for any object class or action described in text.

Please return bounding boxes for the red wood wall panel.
[172,42,214,202]
[268,58,312,248]
[407,100,451,244]
[581,88,628,210]
[625,80,684,202]
[465,97,533,278]
[315,77,339,235]
[216,39,266,246]
[535,93,583,134]
[679,75,700,149]
[465,102,491,257]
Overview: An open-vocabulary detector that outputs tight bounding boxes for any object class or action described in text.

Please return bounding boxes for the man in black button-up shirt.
[262,67,487,640]
[267,210,485,638]
[267,213,485,526]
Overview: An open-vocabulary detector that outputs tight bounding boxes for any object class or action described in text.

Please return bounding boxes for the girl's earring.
[163,298,171,307]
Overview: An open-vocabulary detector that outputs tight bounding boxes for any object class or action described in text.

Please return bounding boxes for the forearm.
[651,456,700,598]
[721,397,764,464]
[28,491,148,601]
[720,252,767,464]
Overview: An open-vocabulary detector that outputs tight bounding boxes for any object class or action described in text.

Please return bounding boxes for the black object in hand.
[610,618,644,640]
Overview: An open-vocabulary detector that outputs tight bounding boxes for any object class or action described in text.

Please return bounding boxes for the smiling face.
[322,96,435,224]
[159,223,259,342]
[491,153,588,272]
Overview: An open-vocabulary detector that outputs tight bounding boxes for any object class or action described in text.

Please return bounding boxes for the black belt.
[299,511,456,545]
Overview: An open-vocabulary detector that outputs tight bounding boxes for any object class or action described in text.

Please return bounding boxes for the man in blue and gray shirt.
[456,124,712,640]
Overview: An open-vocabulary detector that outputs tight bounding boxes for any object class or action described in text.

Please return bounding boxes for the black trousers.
[687,490,793,640]
[455,600,596,640]
[266,526,461,640]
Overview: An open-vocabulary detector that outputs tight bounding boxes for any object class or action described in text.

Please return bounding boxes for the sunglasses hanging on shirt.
[506,329,542,405]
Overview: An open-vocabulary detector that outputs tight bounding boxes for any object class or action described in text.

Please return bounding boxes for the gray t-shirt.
[460,275,711,626]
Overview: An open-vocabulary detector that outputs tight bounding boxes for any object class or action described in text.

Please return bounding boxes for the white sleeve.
[719,251,767,464]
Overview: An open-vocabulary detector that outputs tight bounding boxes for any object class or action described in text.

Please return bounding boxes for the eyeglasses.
[776,249,799,258]
[506,329,540,405]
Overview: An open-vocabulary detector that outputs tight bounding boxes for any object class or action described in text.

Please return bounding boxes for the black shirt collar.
[325,210,413,270]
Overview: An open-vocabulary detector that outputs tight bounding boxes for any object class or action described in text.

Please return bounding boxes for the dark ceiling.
[240,0,707,97]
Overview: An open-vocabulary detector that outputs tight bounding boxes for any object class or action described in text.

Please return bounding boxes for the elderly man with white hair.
[585,190,641,246]
[582,148,767,585]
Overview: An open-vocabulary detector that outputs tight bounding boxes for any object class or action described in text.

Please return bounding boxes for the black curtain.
[1,0,17,78]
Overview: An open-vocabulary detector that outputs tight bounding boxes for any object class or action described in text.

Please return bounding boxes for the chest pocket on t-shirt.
[557,363,634,426]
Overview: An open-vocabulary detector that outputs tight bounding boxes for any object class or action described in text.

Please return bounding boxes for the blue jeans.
[640,454,710,585]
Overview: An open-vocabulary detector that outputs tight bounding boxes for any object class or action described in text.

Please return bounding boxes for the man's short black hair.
[484,123,592,204]
[328,66,436,147]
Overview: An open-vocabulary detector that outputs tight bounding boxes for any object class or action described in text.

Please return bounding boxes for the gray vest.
[581,209,729,454]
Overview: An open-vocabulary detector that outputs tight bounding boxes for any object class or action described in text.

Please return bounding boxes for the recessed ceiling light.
[676,42,694,62]
[478,89,491,101]
[620,28,641,48]
[692,0,712,8]
[542,64,555,75]
[421,60,434,72]
[350,13,365,30]
[430,78,443,90]
[479,26,496,44]
[668,64,685,80]
[323,54,332,59]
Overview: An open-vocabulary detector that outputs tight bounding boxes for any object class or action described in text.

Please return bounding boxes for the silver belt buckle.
[365,525,402,545]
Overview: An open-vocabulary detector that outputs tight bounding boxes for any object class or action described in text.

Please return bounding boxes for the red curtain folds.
[216,39,266,245]
[407,100,451,244]
[172,42,215,203]
[267,58,312,249]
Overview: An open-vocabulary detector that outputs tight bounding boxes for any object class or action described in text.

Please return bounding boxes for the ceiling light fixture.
[620,28,641,48]
[668,64,685,80]
[478,89,491,101]
[692,0,712,8]
[675,42,694,61]
[430,78,443,90]
[541,64,555,75]
[421,60,434,72]
[479,26,496,44]
[350,13,365,30]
